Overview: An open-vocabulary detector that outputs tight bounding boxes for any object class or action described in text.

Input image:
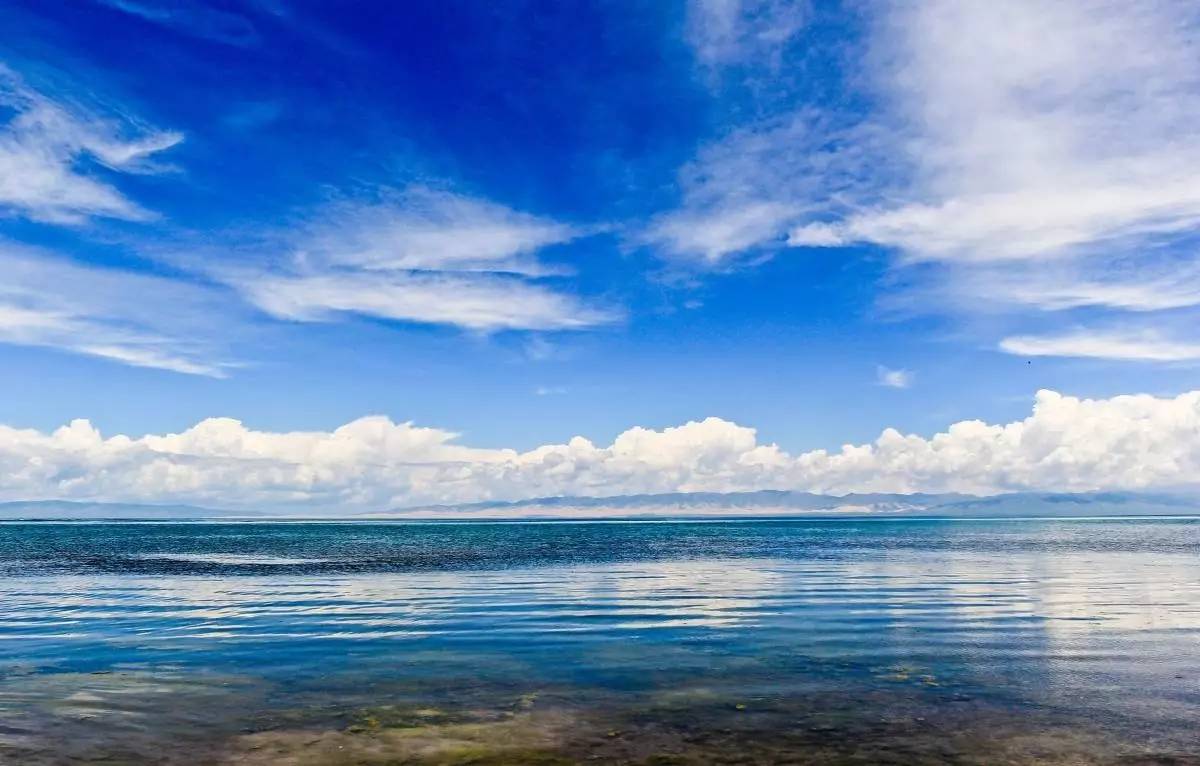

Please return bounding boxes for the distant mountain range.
[377,489,1200,520]
[2,491,1197,520]
[0,500,253,520]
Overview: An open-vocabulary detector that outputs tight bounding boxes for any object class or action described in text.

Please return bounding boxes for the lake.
[1,518,1197,764]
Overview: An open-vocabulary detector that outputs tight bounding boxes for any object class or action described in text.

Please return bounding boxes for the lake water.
[1,518,1198,764]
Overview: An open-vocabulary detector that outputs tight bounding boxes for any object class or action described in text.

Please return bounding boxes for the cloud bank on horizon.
[4,389,1199,511]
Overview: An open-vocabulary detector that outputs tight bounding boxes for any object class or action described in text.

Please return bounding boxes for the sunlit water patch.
[0,519,1197,764]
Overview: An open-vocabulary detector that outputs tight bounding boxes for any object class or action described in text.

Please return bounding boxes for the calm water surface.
[0,518,1198,764]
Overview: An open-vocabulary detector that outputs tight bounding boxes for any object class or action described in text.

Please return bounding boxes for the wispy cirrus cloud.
[655,0,1200,362]
[0,242,238,376]
[807,1,1200,264]
[282,190,580,276]
[875,366,912,389]
[0,64,182,224]
[641,112,873,262]
[685,0,808,67]
[1000,331,1200,363]
[645,200,793,264]
[0,63,229,375]
[790,0,1200,357]
[1,57,608,362]
[784,1,1200,265]
[898,258,1200,315]
[212,187,620,333]
[93,0,260,47]
[236,270,614,332]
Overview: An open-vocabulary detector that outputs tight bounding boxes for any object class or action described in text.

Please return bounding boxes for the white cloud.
[911,260,1200,314]
[0,65,182,224]
[95,0,260,47]
[659,0,1200,359]
[646,201,793,263]
[215,187,617,332]
[287,190,579,275]
[780,0,1200,333]
[238,270,614,332]
[641,113,871,261]
[875,366,912,389]
[787,222,844,247]
[685,0,808,66]
[0,242,238,376]
[5,389,1200,510]
[74,344,228,377]
[1000,331,1200,362]
[790,0,1200,266]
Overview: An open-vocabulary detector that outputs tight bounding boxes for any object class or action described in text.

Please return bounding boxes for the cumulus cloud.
[214,187,618,332]
[0,64,182,224]
[4,389,1200,511]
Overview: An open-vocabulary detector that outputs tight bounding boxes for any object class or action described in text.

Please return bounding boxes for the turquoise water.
[1,518,1198,764]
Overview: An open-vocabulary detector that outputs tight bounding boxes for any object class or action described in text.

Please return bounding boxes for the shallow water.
[1,518,1198,764]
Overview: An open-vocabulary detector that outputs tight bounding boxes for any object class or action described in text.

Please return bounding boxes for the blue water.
[1,518,1198,763]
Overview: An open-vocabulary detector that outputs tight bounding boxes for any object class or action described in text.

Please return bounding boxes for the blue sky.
[1,1,1199,510]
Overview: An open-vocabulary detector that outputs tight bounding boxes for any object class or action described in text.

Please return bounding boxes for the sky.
[1,0,1199,511]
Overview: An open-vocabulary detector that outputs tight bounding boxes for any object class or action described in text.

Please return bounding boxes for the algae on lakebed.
[0,669,269,765]
[3,669,1198,765]
[226,707,579,766]
[218,684,1199,766]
